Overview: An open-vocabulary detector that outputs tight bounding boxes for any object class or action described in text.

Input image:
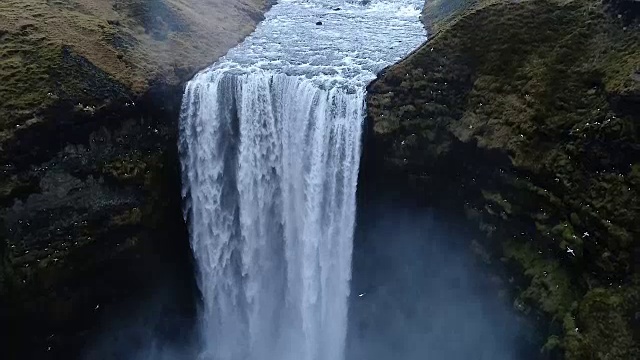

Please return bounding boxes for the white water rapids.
[179,1,426,359]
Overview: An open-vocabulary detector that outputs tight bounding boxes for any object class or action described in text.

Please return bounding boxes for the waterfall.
[179,1,426,360]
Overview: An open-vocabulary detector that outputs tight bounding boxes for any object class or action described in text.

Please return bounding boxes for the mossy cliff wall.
[366,0,640,358]
[1,80,192,359]
[0,0,269,358]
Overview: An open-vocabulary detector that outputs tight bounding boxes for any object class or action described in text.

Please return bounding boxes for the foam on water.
[179,1,425,360]
[195,0,426,87]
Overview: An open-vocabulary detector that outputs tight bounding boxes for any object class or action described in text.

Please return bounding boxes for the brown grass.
[0,0,266,136]
[0,0,266,92]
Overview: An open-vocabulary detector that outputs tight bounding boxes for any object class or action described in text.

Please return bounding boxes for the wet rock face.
[366,0,640,358]
[0,76,194,358]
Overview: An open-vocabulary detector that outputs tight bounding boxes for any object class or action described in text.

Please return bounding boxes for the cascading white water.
[179,1,426,360]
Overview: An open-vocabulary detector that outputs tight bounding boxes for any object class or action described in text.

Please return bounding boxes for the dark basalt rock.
[0,52,196,359]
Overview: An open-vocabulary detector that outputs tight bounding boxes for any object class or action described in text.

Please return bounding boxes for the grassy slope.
[369,0,639,358]
[0,0,265,133]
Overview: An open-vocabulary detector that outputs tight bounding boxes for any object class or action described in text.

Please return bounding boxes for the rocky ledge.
[366,0,639,358]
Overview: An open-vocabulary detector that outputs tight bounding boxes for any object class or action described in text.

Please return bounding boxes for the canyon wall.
[366,0,640,358]
[0,0,268,357]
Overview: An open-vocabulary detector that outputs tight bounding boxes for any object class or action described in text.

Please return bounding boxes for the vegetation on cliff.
[0,0,266,133]
[0,0,267,357]
[368,0,639,358]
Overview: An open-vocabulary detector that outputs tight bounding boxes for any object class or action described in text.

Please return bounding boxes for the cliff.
[367,0,640,358]
[0,0,268,358]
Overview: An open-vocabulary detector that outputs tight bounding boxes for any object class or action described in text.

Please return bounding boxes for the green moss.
[110,207,143,226]
[369,0,640,357]
[0,33,59,130]
[564,286,640,359]
[504,240,577,318]
[0,30,129,141]
[101,153,155,184]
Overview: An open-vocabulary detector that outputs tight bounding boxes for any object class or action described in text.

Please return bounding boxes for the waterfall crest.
[179,1,426,360]
[180,71,362,360]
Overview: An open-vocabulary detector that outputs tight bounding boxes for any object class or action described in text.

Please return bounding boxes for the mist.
[84,197,535,360]
[348,197,533,360]
[81,254,200,360]
[82,288,198,360]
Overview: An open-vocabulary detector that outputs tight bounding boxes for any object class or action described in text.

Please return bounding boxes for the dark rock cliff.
[0,0,269,358]
[366,0,640,358]
[1,76,191,358]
